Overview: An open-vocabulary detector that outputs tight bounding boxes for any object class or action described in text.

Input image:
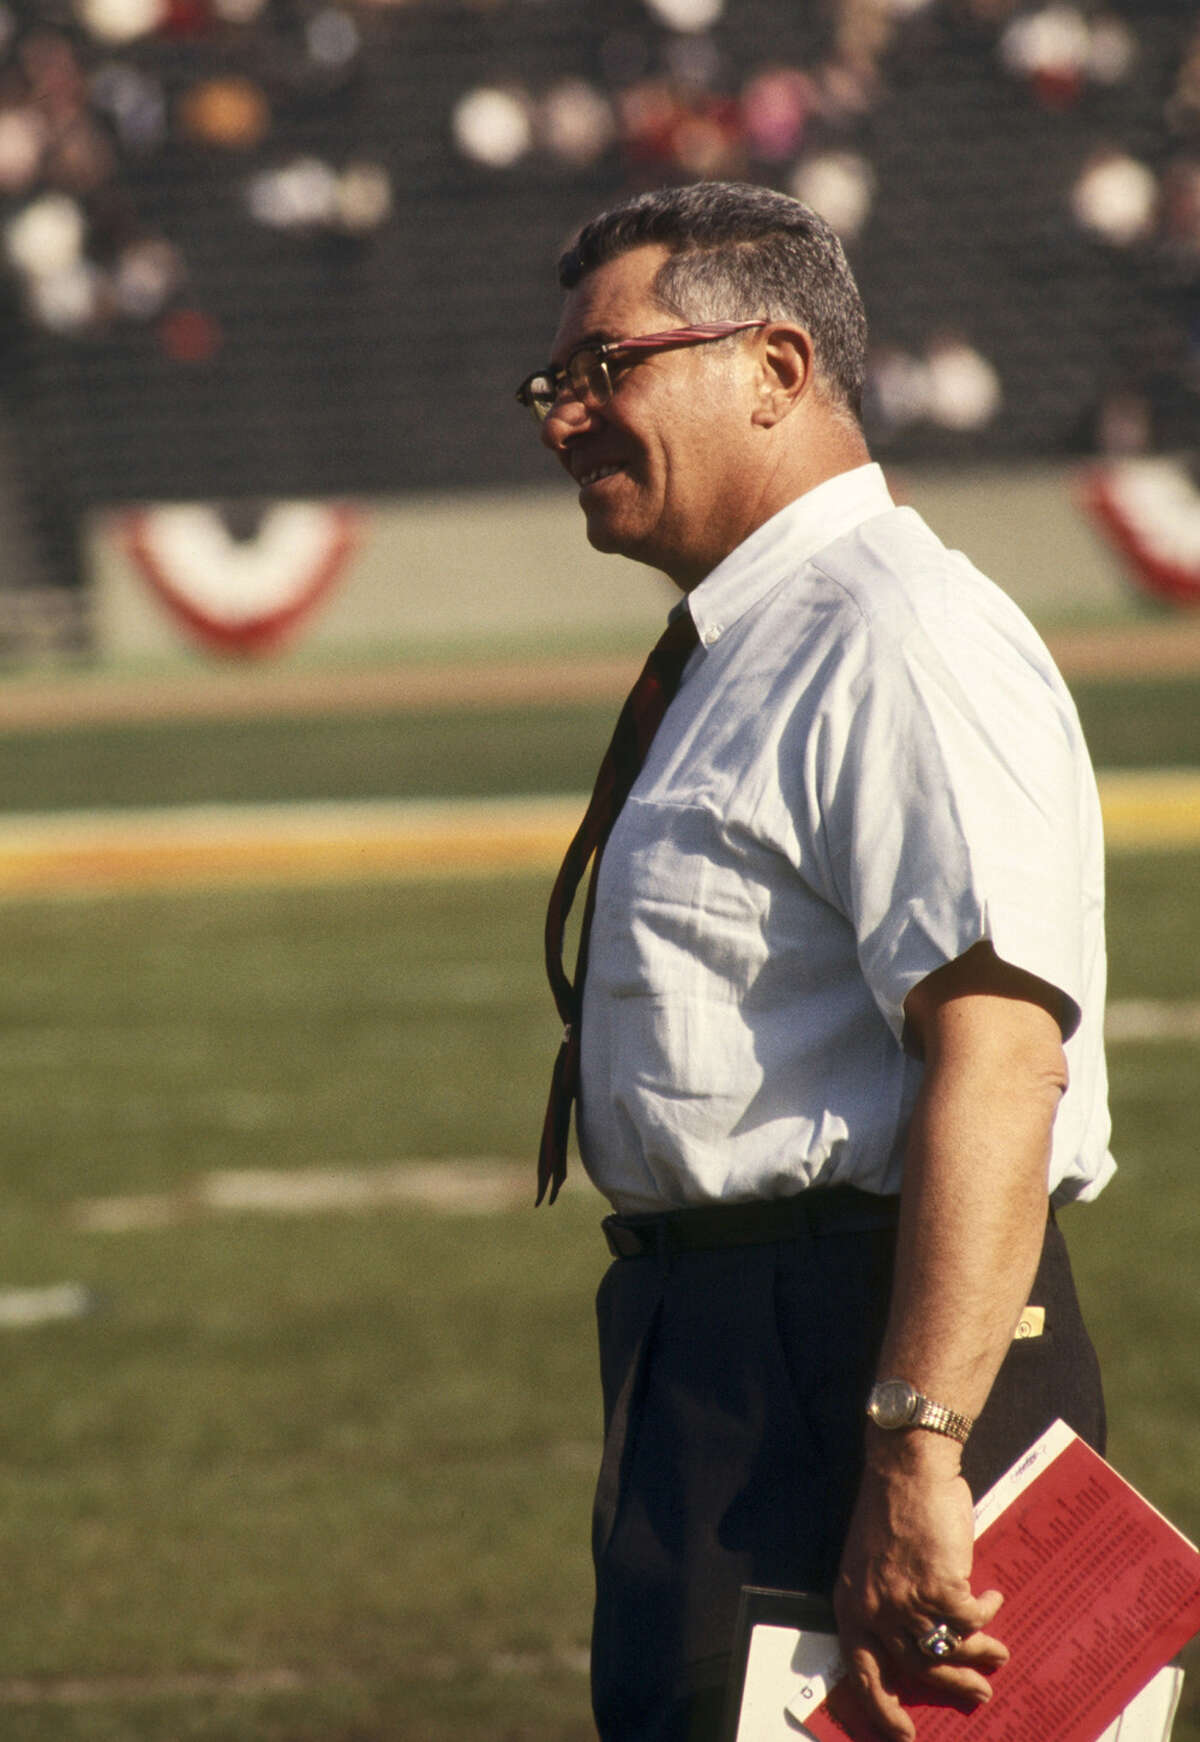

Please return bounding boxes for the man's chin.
[584,519,623,555]
[579,500,670,573]
[583,511,632,557]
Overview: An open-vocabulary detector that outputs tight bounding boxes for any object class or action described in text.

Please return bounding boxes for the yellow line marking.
[0,796,585,896]
[0,772,1195,897]
[1095,770,1200,850]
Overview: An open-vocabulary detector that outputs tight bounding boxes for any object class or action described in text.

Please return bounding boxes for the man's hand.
[833,1432,1009,1742]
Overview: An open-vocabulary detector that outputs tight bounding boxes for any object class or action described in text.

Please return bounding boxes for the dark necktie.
[538,610,700,1205]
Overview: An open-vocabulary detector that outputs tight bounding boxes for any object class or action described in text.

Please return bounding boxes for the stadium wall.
[86,464,1134,666]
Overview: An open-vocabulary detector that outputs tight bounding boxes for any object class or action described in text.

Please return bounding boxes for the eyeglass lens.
[521,348,608,421]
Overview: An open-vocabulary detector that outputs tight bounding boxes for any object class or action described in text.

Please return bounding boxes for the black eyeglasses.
[515,319,768,424]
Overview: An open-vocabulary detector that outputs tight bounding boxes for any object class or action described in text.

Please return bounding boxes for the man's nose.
[540,391,594,453]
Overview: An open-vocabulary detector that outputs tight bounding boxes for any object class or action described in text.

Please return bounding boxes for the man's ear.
[751,325,815,428]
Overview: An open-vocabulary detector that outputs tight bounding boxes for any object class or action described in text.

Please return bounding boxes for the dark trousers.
[590,1202,1106,1742]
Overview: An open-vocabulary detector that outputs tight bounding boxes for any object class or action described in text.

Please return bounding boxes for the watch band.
[910,1395,974,1445]
[866,1378,975,1445]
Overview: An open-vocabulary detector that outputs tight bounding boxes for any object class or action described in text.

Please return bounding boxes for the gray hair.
[559,181,868,419]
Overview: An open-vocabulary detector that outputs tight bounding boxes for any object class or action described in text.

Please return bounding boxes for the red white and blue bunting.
[123,500,361,655]
[1081,457,1200,609]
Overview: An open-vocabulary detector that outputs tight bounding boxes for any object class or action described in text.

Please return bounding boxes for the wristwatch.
[866,1378,975,1445]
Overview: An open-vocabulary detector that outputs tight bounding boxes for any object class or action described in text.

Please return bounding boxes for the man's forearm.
[833,944,1070,1742]
[875,939,1069,1417]
[874,1034,1059,1424]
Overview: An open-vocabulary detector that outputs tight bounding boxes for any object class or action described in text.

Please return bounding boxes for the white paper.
[734,1623,843,1740]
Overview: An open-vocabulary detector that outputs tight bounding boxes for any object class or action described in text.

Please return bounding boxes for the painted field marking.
[0,795,584,896]
[72,1161,530,1232]
[0,1655,584,1705]
[0,1670,306,1706]
[0,771,1196,898]
[64,1008,1194,1237]
[0,1283,99,1329]
[1097,770,1200,850]
[1104,1000,1200,1043]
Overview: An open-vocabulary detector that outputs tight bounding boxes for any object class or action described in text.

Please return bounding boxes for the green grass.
[0,872,603,1740]
[0,705,620,813]
[0,861,1194,1739]
[0,881,551,1205]
[1072,676,1200,769]
[0,672,1196,814]
[0,674,1195,1738]
[0,1199,603,1740]
[1105,851,1200,1001]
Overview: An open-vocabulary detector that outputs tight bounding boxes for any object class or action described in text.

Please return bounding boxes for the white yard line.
[1103,999,1200,1043]
[71,1160,531,1233]
[0,1653,584,1706]
[65,1004,1194,1240]
[0,1669,306,1705]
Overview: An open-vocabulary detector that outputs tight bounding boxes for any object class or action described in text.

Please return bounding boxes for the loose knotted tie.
[538,610,701,1204]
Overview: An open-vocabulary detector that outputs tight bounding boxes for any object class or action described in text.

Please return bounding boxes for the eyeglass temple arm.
[605,319,767,354]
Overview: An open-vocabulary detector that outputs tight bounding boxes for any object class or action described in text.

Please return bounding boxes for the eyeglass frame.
[515,319,770,423]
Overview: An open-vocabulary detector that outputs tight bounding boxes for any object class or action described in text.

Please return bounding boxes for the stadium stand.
[0,0,1195,613]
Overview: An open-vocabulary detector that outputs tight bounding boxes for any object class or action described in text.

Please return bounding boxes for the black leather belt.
[602,1186,900,1260]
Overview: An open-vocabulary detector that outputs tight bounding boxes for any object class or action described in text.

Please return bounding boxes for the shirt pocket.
[593,796,771,1003]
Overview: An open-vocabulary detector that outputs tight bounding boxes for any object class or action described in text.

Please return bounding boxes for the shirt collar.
[682,463,894,650]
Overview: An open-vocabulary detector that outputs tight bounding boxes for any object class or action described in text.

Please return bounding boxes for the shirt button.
[703,624,721,645]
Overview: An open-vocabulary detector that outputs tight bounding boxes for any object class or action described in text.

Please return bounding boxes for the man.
[517,182,1112,1742]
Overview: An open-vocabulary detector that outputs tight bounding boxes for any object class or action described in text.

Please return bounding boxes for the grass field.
[0,660,1195,1741]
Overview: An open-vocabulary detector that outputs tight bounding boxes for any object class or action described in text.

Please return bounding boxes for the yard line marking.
[0,1283,98,1329]
[64,1006,1194,1238]
[0,771,1196,898]
[71,1160,530,1232]
[1105,1000,1200,1043]
[0,1651,587,1706]
[0,1669,305,1706]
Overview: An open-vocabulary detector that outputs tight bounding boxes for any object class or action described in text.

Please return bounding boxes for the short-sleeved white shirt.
[578,464,1114,1214]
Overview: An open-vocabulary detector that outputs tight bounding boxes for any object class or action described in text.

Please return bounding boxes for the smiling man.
[519,183,1114,1742]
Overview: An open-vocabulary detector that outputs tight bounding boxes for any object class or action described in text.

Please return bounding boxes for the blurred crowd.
[0,0,390,354]
[0,0,1196,453]
[451,0,1199,449]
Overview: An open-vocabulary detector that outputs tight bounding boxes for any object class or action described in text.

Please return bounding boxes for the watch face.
[868,1379,917,1430]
